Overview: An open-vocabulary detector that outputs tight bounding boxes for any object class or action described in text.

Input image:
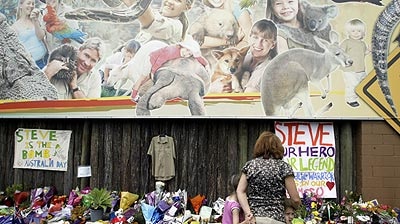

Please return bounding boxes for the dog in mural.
[209,46,250,93]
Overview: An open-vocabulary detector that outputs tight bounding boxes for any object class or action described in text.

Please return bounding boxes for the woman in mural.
[11,0,48,69]
[241,19,278,93]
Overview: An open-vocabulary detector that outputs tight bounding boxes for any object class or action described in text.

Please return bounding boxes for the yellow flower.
[312,211,319,216]
[311,202,317,209]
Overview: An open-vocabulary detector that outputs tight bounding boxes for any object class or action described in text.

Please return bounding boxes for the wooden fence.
[0,118,355,202]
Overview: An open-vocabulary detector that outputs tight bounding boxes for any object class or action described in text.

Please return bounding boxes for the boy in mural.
[100,39,141,85]
[340,18,369,108]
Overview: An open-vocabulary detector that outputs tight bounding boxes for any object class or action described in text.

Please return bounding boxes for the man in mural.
[43,37,106,99]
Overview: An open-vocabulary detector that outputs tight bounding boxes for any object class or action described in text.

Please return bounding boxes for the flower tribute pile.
[1,184,399,224]
[294,191,400,224]
[0,184,223,224]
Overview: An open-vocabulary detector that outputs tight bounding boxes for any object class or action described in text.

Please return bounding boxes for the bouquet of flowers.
[296,192,324,224]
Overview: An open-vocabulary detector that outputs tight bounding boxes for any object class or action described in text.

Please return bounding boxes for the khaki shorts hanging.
[255,217,285,224]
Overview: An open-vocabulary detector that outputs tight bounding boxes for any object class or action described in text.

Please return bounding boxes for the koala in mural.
[278,0,338,53]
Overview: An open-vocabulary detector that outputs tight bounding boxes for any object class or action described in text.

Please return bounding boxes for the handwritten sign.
[14,128,72,171]
[275,122,337,198]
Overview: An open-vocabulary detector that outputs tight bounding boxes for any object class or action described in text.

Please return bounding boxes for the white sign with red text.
[275,122,337,198]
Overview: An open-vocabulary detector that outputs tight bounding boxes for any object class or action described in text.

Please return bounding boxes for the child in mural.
[221,174,250,224]
[100,39,141,85]
[130,36,208,102]
[265,0,337,54]
[11,0,48,69]
[265,0,304,53]
[240,19,278,93]
[340,18,369,108]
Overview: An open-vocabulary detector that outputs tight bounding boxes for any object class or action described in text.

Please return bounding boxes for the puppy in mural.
[260,31,353,117]
[209,46,250,93]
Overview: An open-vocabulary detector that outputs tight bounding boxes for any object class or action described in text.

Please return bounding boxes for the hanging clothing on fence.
[147,135,176,181]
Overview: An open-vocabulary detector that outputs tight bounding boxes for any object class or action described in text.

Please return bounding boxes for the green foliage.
[239,0,257,9]
[85,188,112,211]
[5,184,23,198]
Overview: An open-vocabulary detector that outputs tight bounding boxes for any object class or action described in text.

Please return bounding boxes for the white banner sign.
[14,128,72,171]
[275,121,337,198]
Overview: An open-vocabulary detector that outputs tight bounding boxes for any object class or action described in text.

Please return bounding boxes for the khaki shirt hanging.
[147,135,176,181]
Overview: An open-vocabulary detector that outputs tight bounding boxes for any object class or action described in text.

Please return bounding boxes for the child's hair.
[265,0,304,27]
[345,18,366,39]
[284,198,299,210]
[124,39,141,54]
[250,19,278,59]
[228,174,241,194]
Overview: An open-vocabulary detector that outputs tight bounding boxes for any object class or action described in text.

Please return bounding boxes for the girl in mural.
[11,0,48,69]
[265,0,304,53]
[340,18,369,108]
[200,0,253,49]
[241,19,277,93]
[266,0,338,54]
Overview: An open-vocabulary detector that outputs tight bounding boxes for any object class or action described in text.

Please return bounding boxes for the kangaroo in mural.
[371,0,400,117]
[261,31,353,117]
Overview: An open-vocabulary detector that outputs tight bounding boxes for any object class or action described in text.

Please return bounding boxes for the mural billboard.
[0,0,399,119]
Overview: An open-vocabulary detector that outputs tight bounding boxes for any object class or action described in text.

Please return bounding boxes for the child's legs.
[133,56,152,90]
[343,71,363,102]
